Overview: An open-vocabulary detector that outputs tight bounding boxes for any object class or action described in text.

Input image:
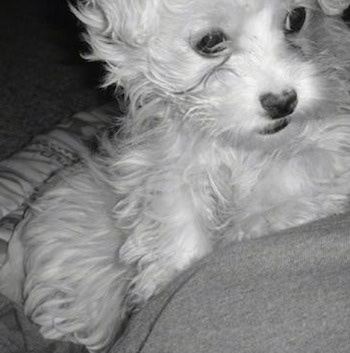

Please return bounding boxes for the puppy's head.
[73,0,350,141]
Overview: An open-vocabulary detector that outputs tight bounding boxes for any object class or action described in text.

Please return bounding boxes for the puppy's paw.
[234,216,272,241]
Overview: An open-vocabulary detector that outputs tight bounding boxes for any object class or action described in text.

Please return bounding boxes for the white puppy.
[1,0,350,351]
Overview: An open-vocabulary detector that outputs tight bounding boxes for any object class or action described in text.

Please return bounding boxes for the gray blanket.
[111,212,350,353]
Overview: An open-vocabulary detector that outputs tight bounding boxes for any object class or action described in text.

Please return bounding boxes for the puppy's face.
[148,0,319,138]
[76,0,350,141]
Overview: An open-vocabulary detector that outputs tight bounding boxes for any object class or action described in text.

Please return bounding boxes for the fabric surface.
[111,213,350,353]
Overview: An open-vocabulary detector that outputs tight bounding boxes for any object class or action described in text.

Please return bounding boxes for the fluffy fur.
[1,0,350,351]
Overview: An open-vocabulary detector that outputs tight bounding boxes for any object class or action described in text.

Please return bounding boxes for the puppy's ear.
[317,0,350,15]
[71,0,159,86]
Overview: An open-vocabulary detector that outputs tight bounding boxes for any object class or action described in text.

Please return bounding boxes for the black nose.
[259,89,298,119]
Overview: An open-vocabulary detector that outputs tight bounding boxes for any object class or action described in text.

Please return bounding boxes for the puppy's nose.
[259,89,298,119]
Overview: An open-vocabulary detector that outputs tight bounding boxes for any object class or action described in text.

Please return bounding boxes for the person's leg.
[113,212,350,353]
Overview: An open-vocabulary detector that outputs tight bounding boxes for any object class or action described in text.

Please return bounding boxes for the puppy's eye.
[284,7,306,33]
[194,30,228,56]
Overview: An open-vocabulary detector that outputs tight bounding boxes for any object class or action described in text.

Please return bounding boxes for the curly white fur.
[1,0,350,351]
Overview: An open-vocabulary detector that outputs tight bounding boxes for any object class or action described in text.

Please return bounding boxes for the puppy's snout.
[259,89,298,120]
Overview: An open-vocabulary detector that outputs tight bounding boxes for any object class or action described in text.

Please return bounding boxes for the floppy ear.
[71,0,159,86]
[317,0,350,15]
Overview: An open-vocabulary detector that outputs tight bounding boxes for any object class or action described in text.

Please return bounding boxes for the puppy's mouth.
[259,118,290,135]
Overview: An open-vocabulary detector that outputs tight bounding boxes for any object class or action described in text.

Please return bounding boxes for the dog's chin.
[259,117,291,136]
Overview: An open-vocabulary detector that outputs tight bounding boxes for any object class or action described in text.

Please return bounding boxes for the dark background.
[0,0,111,160]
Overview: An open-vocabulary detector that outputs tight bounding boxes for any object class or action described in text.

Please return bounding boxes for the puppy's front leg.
[119,184,212,303]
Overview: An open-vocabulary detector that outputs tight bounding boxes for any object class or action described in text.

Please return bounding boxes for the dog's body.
[1,0,350,351]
